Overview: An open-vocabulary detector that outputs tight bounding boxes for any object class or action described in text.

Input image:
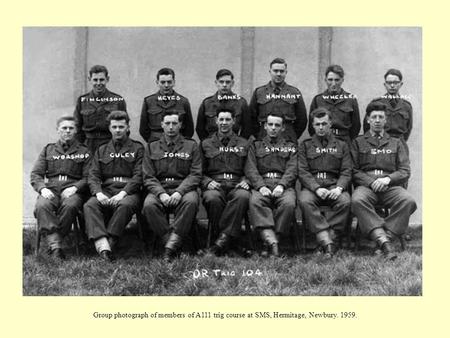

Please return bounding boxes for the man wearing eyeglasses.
[364,69,413,142]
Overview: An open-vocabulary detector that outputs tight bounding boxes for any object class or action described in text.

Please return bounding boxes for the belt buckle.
[267,172,276,179]
[223,173,233,180]
[58,175,67,181]
[374,169,384,176]
[113,177,124,182]
[165,178,174,182]
[316,172,327,179]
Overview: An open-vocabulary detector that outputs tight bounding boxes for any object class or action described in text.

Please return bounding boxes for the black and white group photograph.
[23,27,422,296]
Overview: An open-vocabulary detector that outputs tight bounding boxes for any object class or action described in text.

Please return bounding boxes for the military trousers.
[84,194,140,240]
[202,184,250,238]
[351,185,416,237]
[142,190,199,239]
[34,193,83,235]
[249,187,296,235]
[298,189,351,234]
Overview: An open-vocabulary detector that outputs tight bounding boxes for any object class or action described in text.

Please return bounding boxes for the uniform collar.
[161,134,184,152]
[312,133,335,148]
[262,135,285,147]
[107,137,133,153]
[55,139,79,154]
[322,88,347,104]
[364,130,390,147]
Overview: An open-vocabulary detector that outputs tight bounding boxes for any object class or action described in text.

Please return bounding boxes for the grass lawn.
[23,224,422,296]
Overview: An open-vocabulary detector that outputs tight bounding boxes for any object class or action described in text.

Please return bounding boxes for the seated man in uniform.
[245,112,297,257]
[298,108,352,257]
[351,102,417,260]
[142,111,202,261]
[196,69,251,140]
[200,108,251,255]
[30,116,91,259]
[139,67,194,142]
[84,111,144,262]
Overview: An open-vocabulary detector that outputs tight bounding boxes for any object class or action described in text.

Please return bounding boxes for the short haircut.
[266,111,285,124]
[384,68,403,81]
[366,102,387,117]
[216,69,234,80]
[216,107,236,118]
[56,115,78,128]
[162,110,181,121]
[107,110,130,124]
[325,64,345,78]
[157,67,175,80]
[310,107,332,121]
[270,58,287,68]
[89,65,108,78]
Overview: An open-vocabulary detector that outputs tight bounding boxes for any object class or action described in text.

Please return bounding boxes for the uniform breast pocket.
[150,152,169,174]
[205,110,218,132]
[80,108,97,130]
[147,106,164,129]
[327,151,344,170]
[389,110,410,132]
[176,157,192,176]
[98,156,114,173]
[45,156,59,176]
[65,157,85,176]
[358,149,373,168]
[305,151,322,170]
[378,150,398,172]
[98,106,115,131]
[334,105,353,127]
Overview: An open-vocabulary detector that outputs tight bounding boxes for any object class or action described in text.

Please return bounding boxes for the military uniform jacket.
[308,89,361,139]
[196,92,251,140]
[143,135,202,196]
[88,138,144,196]
[249,81,307,142]
[363,95,413,141]
[200,132,250,188]
[74,89,127,143]
[298,134,352,192]
[245,136,297,190]
[139,90,194,142]
[30,140,91,194]
[351,131,410,187]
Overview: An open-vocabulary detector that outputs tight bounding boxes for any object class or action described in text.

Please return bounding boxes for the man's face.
[383,74,403,95]
[57,120,77,143]
[367,110,387,133]
[216,112,235,134]
[109,120,129,141]
[215,75,234,95]
[89,72,109,95]
[325,72,344,93]
[157,74,175,95]
[161,114,181,138]
[312,115,332,137]
[269,63,287,85]
[264,115,284,138]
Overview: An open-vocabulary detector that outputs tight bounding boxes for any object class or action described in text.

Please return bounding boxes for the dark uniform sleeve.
[182,99,194,139]
[350,139,375,187]
[122,144,143,195]
[244,141,265,190]
[74,97,86,143]
[297,141,321,192]
[337,142,352,189]
[175,142,202,195]
[350,98,361,139]
[142,144,166,197]
[248,90,259,138]
[239,98,252,139]
[88,148,104,195]
[278,147,298,188]
[404,102,413,142]
[308,96,319,136]
[73,150,92,193]
[199,142,214,189]
[196,100,207,141]
[294,95,308,139]
[139,99,150,142]
[388,140,410,185]
[118,97,127,112]
[30,146,48,193]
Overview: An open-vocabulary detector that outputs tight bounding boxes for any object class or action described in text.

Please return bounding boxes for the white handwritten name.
[370,149,393,155]
[264,146,296,153]
[52,153,90,160]
[219,146,244,153]
[158,95,181,101]
[109,152,135,158]
[163,152,191,159]
[218,94,241,100]
[81,97,124,102]
[265,93,302,100]
[315,147,337,153]
[322,94,357,100]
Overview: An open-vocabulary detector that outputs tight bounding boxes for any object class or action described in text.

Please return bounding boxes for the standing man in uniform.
[351,102,416,260]
[74,65,127,153]
[84,111,144,262]
[298,108,352,257]
[30,116,91,259]
[308,65,361,143]
[139,68,194,142]
[364,69,413,142]
[196,69,251,140]
[142,111,202,261]
[200,108,251,255]
[249,58,307,142]
[245,113,297,257]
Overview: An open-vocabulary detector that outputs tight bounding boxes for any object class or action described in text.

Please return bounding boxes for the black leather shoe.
[381,242,397,261]
[99,250,115,262]
[51,248,65,260]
